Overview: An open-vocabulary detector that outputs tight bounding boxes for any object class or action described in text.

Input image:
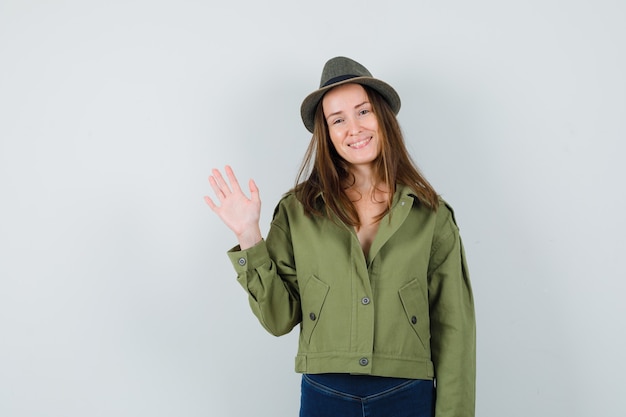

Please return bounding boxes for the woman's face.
[322,83,381,169]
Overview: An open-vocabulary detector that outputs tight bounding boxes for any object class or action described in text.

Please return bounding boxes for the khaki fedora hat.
[300,56,401,133]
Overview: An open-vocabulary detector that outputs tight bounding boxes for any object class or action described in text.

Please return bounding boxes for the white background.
[1,1,625,416]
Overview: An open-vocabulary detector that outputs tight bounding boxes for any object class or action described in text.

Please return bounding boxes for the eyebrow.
[325,101,370,120]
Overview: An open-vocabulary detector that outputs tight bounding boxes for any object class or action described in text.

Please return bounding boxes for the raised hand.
[204,165,262,250]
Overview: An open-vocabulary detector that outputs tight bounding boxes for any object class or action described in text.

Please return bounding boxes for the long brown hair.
[294,85,438,226]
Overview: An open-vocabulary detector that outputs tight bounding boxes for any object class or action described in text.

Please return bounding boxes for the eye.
[331,118,344,125]
[359,109,370,116]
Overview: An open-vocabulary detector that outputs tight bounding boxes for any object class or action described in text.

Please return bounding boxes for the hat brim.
[300,77,401,133]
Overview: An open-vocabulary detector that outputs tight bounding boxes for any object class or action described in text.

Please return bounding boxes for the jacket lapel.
[367,187,415,264]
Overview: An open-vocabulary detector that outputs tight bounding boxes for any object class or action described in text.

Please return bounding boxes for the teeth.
[349,138,370,148]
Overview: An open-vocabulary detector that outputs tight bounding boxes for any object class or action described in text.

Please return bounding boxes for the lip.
[347,137,372,149]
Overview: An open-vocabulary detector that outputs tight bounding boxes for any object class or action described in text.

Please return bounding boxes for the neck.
[346,164,377,190]
[345,166,390,201]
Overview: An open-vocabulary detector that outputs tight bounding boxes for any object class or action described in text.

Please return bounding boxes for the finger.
[208,175,225,200]
[249,179,261,203]
[224,165,243,193]
[211,168,232,195]
[204,195,217,210]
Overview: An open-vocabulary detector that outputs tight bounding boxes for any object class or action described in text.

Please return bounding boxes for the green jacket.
[228,184,476,417]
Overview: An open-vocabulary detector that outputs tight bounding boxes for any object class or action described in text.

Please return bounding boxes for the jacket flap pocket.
[301,275,330,344]
[398,279,429,351]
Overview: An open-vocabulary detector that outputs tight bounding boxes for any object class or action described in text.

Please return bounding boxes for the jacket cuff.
[227,239,269,273]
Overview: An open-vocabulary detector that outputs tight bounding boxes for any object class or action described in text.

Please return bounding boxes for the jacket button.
[411,316,417,324]
[238,257,246,266]
[309,313,316,321]
[359,357,369,366]
[361,297,370,305]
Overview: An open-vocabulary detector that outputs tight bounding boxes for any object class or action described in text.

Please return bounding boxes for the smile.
[348,137,372,149]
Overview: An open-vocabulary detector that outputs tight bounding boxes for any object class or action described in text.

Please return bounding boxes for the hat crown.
[319,56,373,88]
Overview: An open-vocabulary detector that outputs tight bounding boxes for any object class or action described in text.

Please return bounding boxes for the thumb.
[249,179,260,202]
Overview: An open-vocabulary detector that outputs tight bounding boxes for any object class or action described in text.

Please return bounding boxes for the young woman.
[205,56,476,417]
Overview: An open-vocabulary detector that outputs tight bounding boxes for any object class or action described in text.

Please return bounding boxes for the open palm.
[204,165,262,249]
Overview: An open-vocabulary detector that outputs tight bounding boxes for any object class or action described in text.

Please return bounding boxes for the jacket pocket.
[300,275,330,345]
[398,279,429,351]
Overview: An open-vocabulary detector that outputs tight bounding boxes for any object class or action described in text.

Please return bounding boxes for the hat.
[300,56,401,133]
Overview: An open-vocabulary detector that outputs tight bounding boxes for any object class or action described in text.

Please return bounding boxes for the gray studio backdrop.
[1,1,624,416]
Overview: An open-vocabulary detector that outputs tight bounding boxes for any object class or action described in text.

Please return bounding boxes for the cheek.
[368,118,380,132]
[327,130,343,150]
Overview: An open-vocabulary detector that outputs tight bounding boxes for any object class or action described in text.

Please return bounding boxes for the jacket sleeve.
[428,204,476,417]
[227,200,301,336]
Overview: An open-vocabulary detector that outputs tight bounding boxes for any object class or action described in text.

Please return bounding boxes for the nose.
[347,117,361,135]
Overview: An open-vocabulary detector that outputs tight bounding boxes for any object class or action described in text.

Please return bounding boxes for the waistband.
[304,373,422,397]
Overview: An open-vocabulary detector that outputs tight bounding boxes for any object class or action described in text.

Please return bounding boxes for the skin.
[204,165,262,250]
[205,83,387,254]
[322,83,381,178]
[322,83,388,254]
